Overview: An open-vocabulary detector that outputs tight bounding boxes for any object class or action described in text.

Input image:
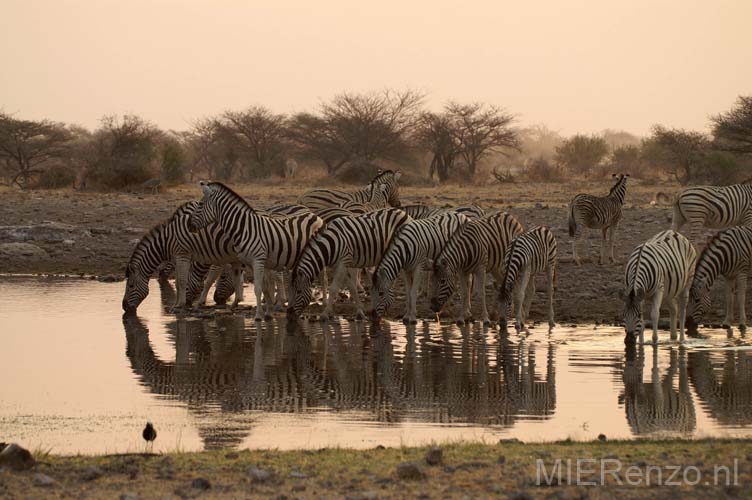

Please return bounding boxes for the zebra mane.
[370,170,395,183]
[627,243,648,296]
[500,234,521,293]
[205,181,256,212]
[608,175,628,196]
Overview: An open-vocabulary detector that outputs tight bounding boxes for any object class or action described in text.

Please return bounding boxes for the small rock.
[120,494,139,500]
[0,242,48,259]
[289,470,308,479]
[0,443,36,471]
[191,477,211,490]
[97,274,120,283]
[659,452,669,460]
[248,466,272,483]
[395,461,425,480]
[292,484,306,492]
[425,447,443,466]
[597,434,607,442]
[63,239,75,245]
[443,465,456,474]
[33,473,56,487]
[80,466,104,481]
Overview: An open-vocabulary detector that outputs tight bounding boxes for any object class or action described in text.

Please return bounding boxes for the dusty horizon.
[1,0,750,136]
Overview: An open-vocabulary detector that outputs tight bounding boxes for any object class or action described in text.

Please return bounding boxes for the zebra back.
[675,183,752,229]
[297,169,402,209]
[569,174,628,233]
[624,230,696,300]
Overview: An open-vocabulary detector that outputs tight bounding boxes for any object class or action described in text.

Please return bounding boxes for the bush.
[523,157,566,182]
[694,151,747,185]
[337,161,382,184]
[31,164,77,189]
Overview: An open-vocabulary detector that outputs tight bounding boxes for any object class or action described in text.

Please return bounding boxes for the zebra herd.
[122,169,752,342]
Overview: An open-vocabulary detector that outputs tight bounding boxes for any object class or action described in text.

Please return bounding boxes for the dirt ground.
[0,179,737,325]
[1,440,750,499]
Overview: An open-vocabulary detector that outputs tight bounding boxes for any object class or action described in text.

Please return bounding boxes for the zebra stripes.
[189,181,324,320]
[298,169,402,209]
[568,174,628,265]
[623,230,697,344]
[402,204,485,220]
[498,226,557,331]
[371,211,467,324]
[429,212,524,325]
[672,182,752,245]
[686,226,752,330]
[288,208,412,320]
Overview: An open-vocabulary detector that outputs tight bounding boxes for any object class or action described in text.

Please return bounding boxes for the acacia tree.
[555,134,609,176]
[217,106,288,178]
[712,95,752,156]
[0,112,72,188]
[287,112,346,174]
[414,112,461,182]
[446,102,519,177]
[649,125,709,184]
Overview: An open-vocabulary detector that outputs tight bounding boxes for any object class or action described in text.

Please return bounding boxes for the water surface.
[1,276,751,454]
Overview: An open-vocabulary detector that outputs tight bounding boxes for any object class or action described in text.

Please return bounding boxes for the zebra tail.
[671,194,686,231]
[568,202,577,237]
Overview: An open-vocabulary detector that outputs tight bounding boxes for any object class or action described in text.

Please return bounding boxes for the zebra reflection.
[689,349,752,427]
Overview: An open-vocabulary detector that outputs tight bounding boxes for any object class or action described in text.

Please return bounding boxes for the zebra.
[298,169,402,209]
[498,226,557,332]
[429,212,524,325]
[568,173,629,265]
[402,204,485,220]
[672,182,752,246]
[284,158,298,178]
[288,208,412,321]
[686,226,752,331]
[122,202,244,314]
[623,230,697,344]
[371,211,468,324]
[337,183,390,213]
[188,181,324,320]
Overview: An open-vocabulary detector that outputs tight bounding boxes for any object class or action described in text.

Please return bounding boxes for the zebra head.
[370,269,394,320]
[188,181,220,232]
[367,182,390,209]
[212,268,236,306]
[497,283,513,329]
[122,263,150,314]
[429,256,455,313]
[686,278,711,330]
[609,173,630,201]
[623,288,645,343]
[373,169,402,208]
[287,266,314,319]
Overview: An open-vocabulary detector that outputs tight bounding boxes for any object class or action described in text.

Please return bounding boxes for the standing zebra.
[623,230,697,344]
[568,174,629,265]
[429,212,524,325]
[122,202,244,313]
[401,204,485,220]
[686,226,752,331]
[288,208,412,320]
[339,183,390,213]
[672,182,752,246]
[498,226,557,331]
[188,181,324,321]
[372,211,468,324]
[298,169,402,209]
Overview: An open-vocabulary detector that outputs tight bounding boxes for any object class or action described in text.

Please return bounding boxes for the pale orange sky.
[1,0,750,136]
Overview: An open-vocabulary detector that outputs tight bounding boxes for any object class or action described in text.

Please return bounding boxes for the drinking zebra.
[288,208,412,320]
[672,182,752,246]
[298,169,402,209]
[568,174,629,265]
[401,204,485,220]
[188,181,324,320]
[371,211,468,324]
[429,212,524,325]
[498,226,557,331]
[686,226,752,331]
[122,202,243,314]
[623,230,697,344]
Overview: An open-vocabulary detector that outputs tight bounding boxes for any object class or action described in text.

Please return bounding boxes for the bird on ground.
[142,422,157,451]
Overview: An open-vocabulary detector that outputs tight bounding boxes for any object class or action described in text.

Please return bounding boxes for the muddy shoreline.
[0,181,742,325]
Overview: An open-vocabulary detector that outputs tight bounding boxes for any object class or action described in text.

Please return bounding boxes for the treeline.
[1,91,750,190]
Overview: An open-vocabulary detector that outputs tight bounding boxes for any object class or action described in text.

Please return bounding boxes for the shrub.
[523,157,566,182]
[31,164,77,189]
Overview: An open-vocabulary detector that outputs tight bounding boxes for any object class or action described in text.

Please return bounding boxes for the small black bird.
[142,422,157,449]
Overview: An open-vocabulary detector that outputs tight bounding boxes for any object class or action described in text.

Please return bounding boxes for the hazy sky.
[1,0,750,136]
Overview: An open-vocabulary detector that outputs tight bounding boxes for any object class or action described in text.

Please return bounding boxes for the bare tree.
[414,111,461,182]
[0,112,72,188]
[217,106,287,177]
[712,95,752,155]
[445,102,519,177]
[287,112,347,174]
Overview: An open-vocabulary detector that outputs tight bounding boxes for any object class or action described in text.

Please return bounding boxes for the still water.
[1,276,751,454]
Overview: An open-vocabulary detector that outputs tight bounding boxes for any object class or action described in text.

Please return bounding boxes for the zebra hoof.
[455,319,465,326]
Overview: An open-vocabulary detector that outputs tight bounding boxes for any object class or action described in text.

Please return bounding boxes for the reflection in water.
[689,348,752,426]
[620,344,696,435]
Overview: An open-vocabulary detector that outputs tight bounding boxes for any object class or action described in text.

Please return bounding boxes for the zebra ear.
[394,170,402,180]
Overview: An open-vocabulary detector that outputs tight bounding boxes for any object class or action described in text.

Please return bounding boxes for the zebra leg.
[321,267,329,303]
[322,263,347,321]
[515,269,532,331]
[198,265,223,307]
[599,228,608,265]
[608,225,617,264]
[402,270,418,325]
[737,272,748,330]
[572,227,581,266]
[678,286,689,343]
[274,271,288,311]
[547,265,555,328]
[650,290,663,345]
[232,265,245,307]
[251,261,266,321]
[723,277,736,328]
[667,298,678,341]
[457,273,472,326]
[348,269,366,321]
[174,255,191,309]
[689,219,704,250]
[475,269,491,326]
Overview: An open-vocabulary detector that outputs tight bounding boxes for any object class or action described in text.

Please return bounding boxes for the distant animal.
[686,226,752,331]
[188,181,324,321]
[568,174,629,265]
[142,422,157,447]
[284,159,299,179]
[142,178,162,195]
[298,169,402,209]
[372,211,468,324]
[498,226,557,331]
[672,182,752,247]
[623,230,696,344]
[429,212,524,325]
